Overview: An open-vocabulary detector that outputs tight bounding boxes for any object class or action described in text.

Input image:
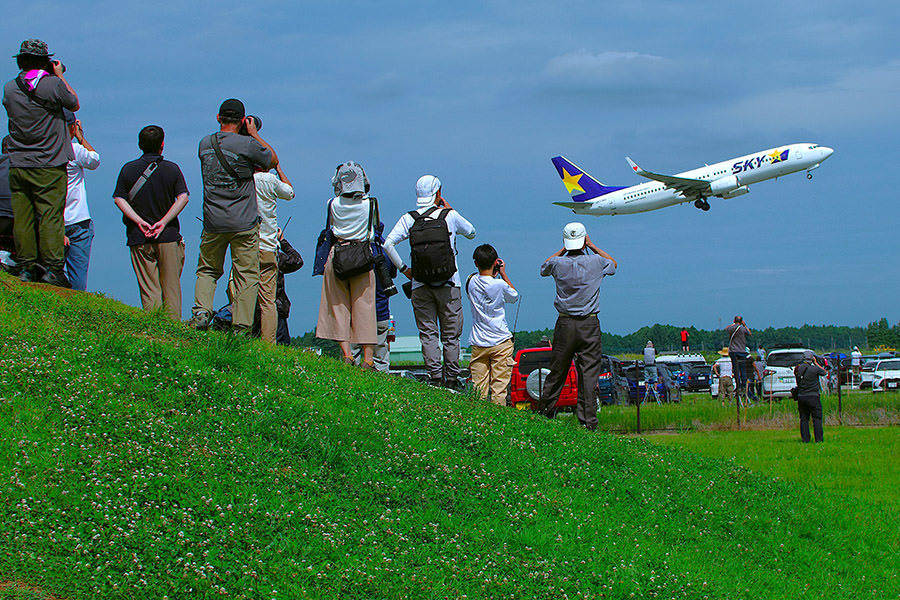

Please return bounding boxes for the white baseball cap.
[563,222,587,250]
[416,175,441,206]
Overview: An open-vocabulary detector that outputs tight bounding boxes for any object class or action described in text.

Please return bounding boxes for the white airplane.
[552,143,834,215]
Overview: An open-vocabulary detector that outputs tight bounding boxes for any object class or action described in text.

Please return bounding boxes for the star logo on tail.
[561,168,585,195]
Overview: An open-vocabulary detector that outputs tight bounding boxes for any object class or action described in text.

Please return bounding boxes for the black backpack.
[408,206,455,283]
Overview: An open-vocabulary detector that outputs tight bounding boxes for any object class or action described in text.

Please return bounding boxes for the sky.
[3,1,899,339]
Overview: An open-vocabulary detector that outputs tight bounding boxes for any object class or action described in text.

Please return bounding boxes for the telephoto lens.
[373,254,398,297]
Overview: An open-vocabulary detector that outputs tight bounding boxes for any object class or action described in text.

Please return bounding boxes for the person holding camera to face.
[382,175,476,389]
[725,316,752,400]
[2,39,80,287]
[466,244,519,406]
[189,98,278,333]
[794,351,826,443]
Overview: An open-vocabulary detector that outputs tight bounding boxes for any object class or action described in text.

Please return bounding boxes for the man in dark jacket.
[794,352,826,443]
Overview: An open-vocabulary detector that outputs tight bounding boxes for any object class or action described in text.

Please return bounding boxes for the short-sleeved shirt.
[851,351,862,366]
[113,153,189,246]
[198,132,272,233]
[0,154,12,218]
[643,347,656,365]
[466,274,519,347]
[253,171,294,252]
[725,323,751,354]
[540,252,616,317]
[715,357,733,377]
[3,74,78,168]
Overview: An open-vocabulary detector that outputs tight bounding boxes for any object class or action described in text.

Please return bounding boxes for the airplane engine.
[722,186,749,199]
[709,175,741,196]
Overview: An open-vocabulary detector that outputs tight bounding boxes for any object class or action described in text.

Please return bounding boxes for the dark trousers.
[9,166,67,270]
[730,352,749,397]
[798,395,824,442]
[276,317,291,346]
[535,314,603,430]
[0,216,14,253]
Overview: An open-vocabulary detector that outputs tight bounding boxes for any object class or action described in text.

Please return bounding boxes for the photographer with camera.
[2,39,80,286]
[466,244,519,405]
[253,156,294,344]
[794,351,826,443]
[189,99,277,333]
[382,175,476,389]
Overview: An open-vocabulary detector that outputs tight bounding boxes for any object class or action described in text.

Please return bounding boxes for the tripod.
[642,379,662,405]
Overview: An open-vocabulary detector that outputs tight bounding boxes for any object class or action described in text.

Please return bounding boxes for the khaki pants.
[258,250,278,344]
[411,285,463,383]
[130,239,185,320]
[719,375,735,400]
[316,247,377,344]
[352,319,392,372]
[194,225,260,329]
[470,338,515,406]
[9,166,67,270]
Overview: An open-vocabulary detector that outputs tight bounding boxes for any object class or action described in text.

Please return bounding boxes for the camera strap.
[15,76,61,114]
[209,134,242,181]
[127,158,162,203]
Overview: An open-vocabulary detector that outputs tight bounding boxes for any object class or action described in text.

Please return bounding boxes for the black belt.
[558,312,597,319]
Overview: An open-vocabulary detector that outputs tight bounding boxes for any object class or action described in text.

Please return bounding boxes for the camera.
[493,258,503,276]
[238,115,262,136]
[373,254,398,298]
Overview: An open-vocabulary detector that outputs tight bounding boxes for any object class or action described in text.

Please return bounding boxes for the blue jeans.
[65,219,94,291]
[730,352,749,397]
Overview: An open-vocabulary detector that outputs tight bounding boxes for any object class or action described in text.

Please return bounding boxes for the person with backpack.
[794,351,826,443]
[315,161,379,369]
[189,99,277,333]
[383,175,476,389]
[466,244,518,405]
[2,39,80,287]
[112,125,189,320]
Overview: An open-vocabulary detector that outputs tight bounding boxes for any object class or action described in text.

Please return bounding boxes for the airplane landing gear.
[807,171,813,179]
[694,198,711,211]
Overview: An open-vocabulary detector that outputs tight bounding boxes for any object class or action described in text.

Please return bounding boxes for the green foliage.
[1,275,898,599]
[291,326,342,357]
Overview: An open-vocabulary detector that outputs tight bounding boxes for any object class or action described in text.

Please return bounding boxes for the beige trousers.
[129,239,185,320]
[470,338,515,406]
[258,250,278,344]
[316,247,377,344]
[194,225,260,329]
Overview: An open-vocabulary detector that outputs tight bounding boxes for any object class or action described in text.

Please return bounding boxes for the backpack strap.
[465,272,477,296]
[15,76,61,114]
[209,134,242,181]
[127,158,162,203]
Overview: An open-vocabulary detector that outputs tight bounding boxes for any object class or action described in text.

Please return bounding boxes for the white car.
[761,348,827,399]
[871,359,900,392]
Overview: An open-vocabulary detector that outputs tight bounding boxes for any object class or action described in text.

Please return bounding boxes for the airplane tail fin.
[551,156,626,202]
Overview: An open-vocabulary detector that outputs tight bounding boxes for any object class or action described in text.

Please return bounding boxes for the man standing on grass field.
[725,316,752,400]
[534,222,616,430]
[189,98,278,333]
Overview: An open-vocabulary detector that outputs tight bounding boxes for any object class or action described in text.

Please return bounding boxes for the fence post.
[836,360,843,426]
[636,394,642,434]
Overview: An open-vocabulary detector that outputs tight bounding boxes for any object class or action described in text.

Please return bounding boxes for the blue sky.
[3,1,898,339]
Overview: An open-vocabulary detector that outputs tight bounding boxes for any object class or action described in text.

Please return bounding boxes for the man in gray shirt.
[188,98,277,332]
[643,341,657,386]
[534,222,617,430]
[725,316,752,400]
[2,39,79,286]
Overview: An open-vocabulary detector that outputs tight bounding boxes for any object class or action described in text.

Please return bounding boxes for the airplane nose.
[820,146,834,160]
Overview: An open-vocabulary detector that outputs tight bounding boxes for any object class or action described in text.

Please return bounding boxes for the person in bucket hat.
[2,39,80,287]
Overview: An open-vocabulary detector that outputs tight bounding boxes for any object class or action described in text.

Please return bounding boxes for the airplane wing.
[625,157,711,198]
[553,201,587,211]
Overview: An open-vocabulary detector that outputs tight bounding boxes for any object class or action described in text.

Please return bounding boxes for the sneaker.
[186,311,212,330]
[41,268,71,289]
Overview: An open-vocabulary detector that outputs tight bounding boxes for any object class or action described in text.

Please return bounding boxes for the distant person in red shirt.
[680,327,689,352]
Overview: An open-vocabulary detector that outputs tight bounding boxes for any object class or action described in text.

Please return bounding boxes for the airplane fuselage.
[568,143,833,216]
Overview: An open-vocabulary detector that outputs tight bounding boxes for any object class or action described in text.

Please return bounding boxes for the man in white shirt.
[383,175,476,388]
[63,110,99,291]
[850,346,862,387]
[253,165,293,343]
[466,244,519,405]
[713,352,735,403]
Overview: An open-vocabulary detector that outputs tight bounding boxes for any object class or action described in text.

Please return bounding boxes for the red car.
[509,347,578,410]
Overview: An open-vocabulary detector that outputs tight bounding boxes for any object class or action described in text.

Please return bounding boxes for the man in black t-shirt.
[113,125,189,320]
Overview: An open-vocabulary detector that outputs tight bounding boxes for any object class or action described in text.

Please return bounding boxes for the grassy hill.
[1,274,898,599]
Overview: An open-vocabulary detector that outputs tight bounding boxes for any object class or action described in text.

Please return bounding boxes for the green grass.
[594,390,900,433]
[1,274,899,599]
[644,428,900,513]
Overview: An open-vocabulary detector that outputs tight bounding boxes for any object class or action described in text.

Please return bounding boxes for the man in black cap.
[188,99,278,332]
[2,39,80,286]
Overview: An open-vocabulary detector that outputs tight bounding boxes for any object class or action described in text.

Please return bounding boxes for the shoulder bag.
[332,197,378,280]
[312,199,335,277]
